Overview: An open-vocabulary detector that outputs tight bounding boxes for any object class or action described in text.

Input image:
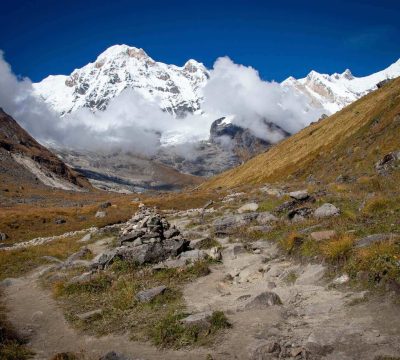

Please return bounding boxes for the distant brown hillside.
[0,108,91,190]
[205,77,400,188]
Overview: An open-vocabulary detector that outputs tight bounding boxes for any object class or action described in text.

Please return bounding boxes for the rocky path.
[3,269,207,360]
[183,239,400,359]
[3,210,400,360]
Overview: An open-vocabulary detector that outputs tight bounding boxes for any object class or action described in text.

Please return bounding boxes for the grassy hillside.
[205,77,400,188]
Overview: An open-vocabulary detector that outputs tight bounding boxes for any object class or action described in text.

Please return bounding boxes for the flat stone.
[76,309,103,321]
[136,285,167,303]
[181,311,213,328]
[355,233,397,248]
[164,227,180,239]
[179,249,207,260]
[310,230,337,242]
[289,190,309,200]
[79,233,91,243]
[238,203,259,214]
[314,203,340,218]
[244,291,282,310]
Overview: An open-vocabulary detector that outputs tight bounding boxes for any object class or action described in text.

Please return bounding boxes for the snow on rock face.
[33,44,209,117]
[281,59,400,115]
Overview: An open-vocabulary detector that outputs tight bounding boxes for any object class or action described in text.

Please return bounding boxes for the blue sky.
[1,0,399,82]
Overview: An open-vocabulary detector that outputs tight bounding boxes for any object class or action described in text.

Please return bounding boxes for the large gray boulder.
[314,203,340,218]
[238,202,259,214]
[214,213,258,235]
[289,190,309,200]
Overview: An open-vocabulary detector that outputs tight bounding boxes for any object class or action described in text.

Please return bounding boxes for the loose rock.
[289,190,309,200]
[244,291,282,310]
[314,203,340,218]
[95,211,107,218]
[136,285,167,303]
[77,309,103,321]
[238,202,259,214]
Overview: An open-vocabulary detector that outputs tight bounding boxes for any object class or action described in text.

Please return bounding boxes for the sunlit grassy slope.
[205,77,400,188]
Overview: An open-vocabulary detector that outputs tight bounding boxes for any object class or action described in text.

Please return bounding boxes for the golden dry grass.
[204,77,400,188]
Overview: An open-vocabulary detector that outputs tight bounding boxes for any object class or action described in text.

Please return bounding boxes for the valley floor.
[2,196,400,360]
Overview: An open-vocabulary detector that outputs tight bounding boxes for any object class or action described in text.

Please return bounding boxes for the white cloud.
[0,53,320,157]
[202,57,322,141]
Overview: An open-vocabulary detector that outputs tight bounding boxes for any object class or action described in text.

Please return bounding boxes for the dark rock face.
[210,117,290,160]
[0,108,91,189]
[375,150,400,175]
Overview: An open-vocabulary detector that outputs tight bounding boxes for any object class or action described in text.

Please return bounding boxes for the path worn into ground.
[3,218,400,359]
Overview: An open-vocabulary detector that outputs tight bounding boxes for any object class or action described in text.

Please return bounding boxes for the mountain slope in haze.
[33,45,209,117]
[282,59,400,114]
[206,76,400,188]
[0,108,91,191]
[55,148,203,193]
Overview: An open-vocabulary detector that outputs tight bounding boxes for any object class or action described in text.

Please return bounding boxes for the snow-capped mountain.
[282,59,400,114]
[33,44,209,117]
[34,44,400,122]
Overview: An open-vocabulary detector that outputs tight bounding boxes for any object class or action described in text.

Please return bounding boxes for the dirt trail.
[3,229,400,359]
[3,269,207,360]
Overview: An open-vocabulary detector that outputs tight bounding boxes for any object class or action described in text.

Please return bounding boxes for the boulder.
[79,233,91,243]
[289,190,309,200]
[208,247,222,261]
[375,150,400,175]
[310,230,337,242]
[95,211,107,218]
[0,232,8,241]
[238,202,259,214]
[179,249,207,261]
[163,227,180,239]
[244,291,282,310]
[181,311,213,328]
[355,233,397,248]
[333,274,350,284]
[136,285,166,303]
[314,203,340,218]
[288,207,313,221]
[119,230,145,245]
[77,309,103,321]
[214,213,258,235]
[257,212,278,225]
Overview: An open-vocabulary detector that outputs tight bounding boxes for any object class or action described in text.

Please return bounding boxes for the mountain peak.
[341,68,353,80]
[97,44,149,61]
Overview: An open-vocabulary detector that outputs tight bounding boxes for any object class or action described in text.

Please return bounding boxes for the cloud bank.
[0,52,320,156]
[202,57,322,142]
